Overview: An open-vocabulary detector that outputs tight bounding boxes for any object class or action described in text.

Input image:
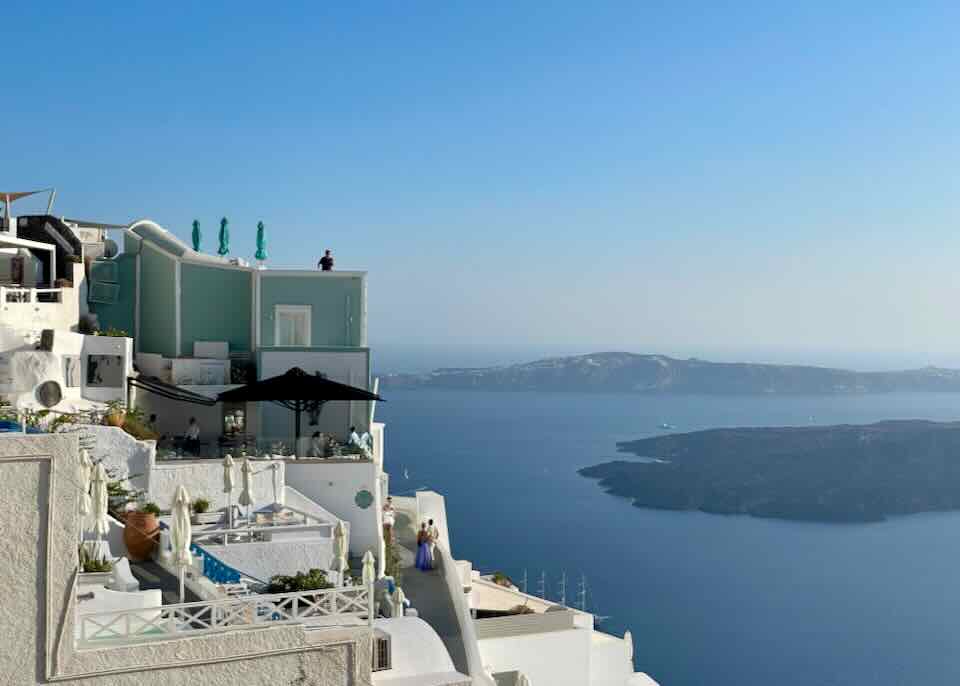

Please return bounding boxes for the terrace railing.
[77,585,372,646]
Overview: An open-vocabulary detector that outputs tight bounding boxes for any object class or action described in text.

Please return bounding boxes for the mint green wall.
[260,275,364,347]
[89,253,136,336]
[180,263,253,355]
[138,243,177,357]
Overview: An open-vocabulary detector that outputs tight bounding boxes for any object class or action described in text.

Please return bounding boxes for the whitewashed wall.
[0,262,83,331]
[478,627,591,686]
[198,538,335,583]
[284,459,382,557]
[148,458,284,511]
[0,330,132,411]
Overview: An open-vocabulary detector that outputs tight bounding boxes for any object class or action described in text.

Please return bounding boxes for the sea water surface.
[377,389,960,686]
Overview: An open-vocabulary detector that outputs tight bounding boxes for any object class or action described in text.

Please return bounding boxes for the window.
[86,355,124,387]
[274,305,311,346]
[372,631,391,671]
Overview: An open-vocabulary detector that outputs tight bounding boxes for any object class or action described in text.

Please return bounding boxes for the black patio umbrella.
[216,367,382,450]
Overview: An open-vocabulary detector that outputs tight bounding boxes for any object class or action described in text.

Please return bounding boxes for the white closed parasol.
[78,449,93,537]
[332,520,349,585]
[222,454,235,532]
[238,457,255,526]
[171,485,193,604]
[272,462,285,507]
[362,550,377,627]
[90,462,110,560]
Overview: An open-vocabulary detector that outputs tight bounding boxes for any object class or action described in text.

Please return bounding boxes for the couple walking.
[415,519,440,571]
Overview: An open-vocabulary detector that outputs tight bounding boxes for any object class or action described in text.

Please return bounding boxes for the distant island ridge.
[379,352,960,394]
[580,420,960,523]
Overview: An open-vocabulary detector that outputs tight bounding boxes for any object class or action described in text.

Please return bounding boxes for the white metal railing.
[0,286,63,303]
[77,585,372,646]
[191,521,335,546]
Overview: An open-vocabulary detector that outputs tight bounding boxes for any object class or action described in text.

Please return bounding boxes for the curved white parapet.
[434,546,497,686]
[74,587,163,642]
[373,616,462,679]
[628,674,661,686]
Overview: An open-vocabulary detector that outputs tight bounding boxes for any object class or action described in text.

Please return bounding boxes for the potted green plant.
[78,546,114,590]
[103,399,126,428]
[123,502,161,562]
[191,497,210,524]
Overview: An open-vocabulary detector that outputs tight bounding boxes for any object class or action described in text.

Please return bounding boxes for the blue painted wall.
[180,263,252,355]
[89,253,136,336]
[259,274,364,347]
[138,243,177,357]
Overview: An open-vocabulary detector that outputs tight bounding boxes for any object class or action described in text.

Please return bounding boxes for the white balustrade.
[77,585,371,646]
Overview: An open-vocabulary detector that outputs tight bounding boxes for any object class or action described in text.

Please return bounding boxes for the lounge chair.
[108,557,140,592]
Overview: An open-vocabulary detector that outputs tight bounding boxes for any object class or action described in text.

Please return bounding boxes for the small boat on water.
[658,423,677,430]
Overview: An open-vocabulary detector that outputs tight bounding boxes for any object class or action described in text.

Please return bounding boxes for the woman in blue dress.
[415,522,433,571]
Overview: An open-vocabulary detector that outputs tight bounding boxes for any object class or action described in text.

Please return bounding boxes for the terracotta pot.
[105,411,125,428]
[123,511,159,562]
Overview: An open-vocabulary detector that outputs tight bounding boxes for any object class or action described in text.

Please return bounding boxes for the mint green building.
[89,219,371,449]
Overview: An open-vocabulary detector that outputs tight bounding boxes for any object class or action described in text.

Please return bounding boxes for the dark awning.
[216,367,381,408]
[216,367,382,445]
[127,375,218,406]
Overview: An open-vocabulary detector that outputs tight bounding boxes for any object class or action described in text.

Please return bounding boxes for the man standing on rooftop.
[318,249,334,271]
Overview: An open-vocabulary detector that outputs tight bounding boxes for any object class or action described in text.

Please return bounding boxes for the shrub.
[266,568,333,594]
[192,498,210,514]
[48,412,78,433]
[384,537,402,585]
[139,502,161,516]
[492,571,514,587]
[95,326,128,337]
[122,415,159,441]
[79,546,113,573]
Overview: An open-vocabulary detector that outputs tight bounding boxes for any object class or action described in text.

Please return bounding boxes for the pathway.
[393,508,470,675]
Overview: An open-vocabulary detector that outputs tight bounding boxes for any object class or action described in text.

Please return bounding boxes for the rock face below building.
[581,420,960,522]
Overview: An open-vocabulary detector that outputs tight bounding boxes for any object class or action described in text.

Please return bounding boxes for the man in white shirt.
[185,417,201,455]
[310,431,325,458]
[382,496,396,543]
[427,519,440,557]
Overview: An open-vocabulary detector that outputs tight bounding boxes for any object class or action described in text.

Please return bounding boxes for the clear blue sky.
[5,2,960,366]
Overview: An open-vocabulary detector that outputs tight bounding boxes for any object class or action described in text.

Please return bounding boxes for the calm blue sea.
[377,389,960,686]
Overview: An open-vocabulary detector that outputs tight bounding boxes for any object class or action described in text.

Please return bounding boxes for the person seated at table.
[185,417,201,454]
[349,426,372,458]
[310,431,325,458]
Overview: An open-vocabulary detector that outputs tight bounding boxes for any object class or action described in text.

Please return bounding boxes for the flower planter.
[104,411,126,428]
[123,511,159,562]
[78,571,113,589]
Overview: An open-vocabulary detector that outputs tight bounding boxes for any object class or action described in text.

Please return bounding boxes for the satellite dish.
[102,239,119,259]
[35,380,63,409]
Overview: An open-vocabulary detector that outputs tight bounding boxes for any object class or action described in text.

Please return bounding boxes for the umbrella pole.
[179,567,185,604]
[225,492,231,545]
[294,405,302,457]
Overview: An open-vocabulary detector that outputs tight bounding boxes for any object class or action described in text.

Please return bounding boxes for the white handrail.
[191,521,335,545]
[77,585,371,645]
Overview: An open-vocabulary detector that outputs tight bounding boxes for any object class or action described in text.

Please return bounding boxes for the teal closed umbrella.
[218,217,230,256]
[255,221,267,261]
[191,220,202,251]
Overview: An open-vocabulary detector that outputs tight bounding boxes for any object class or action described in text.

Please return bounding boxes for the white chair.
[108,557,140,592]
